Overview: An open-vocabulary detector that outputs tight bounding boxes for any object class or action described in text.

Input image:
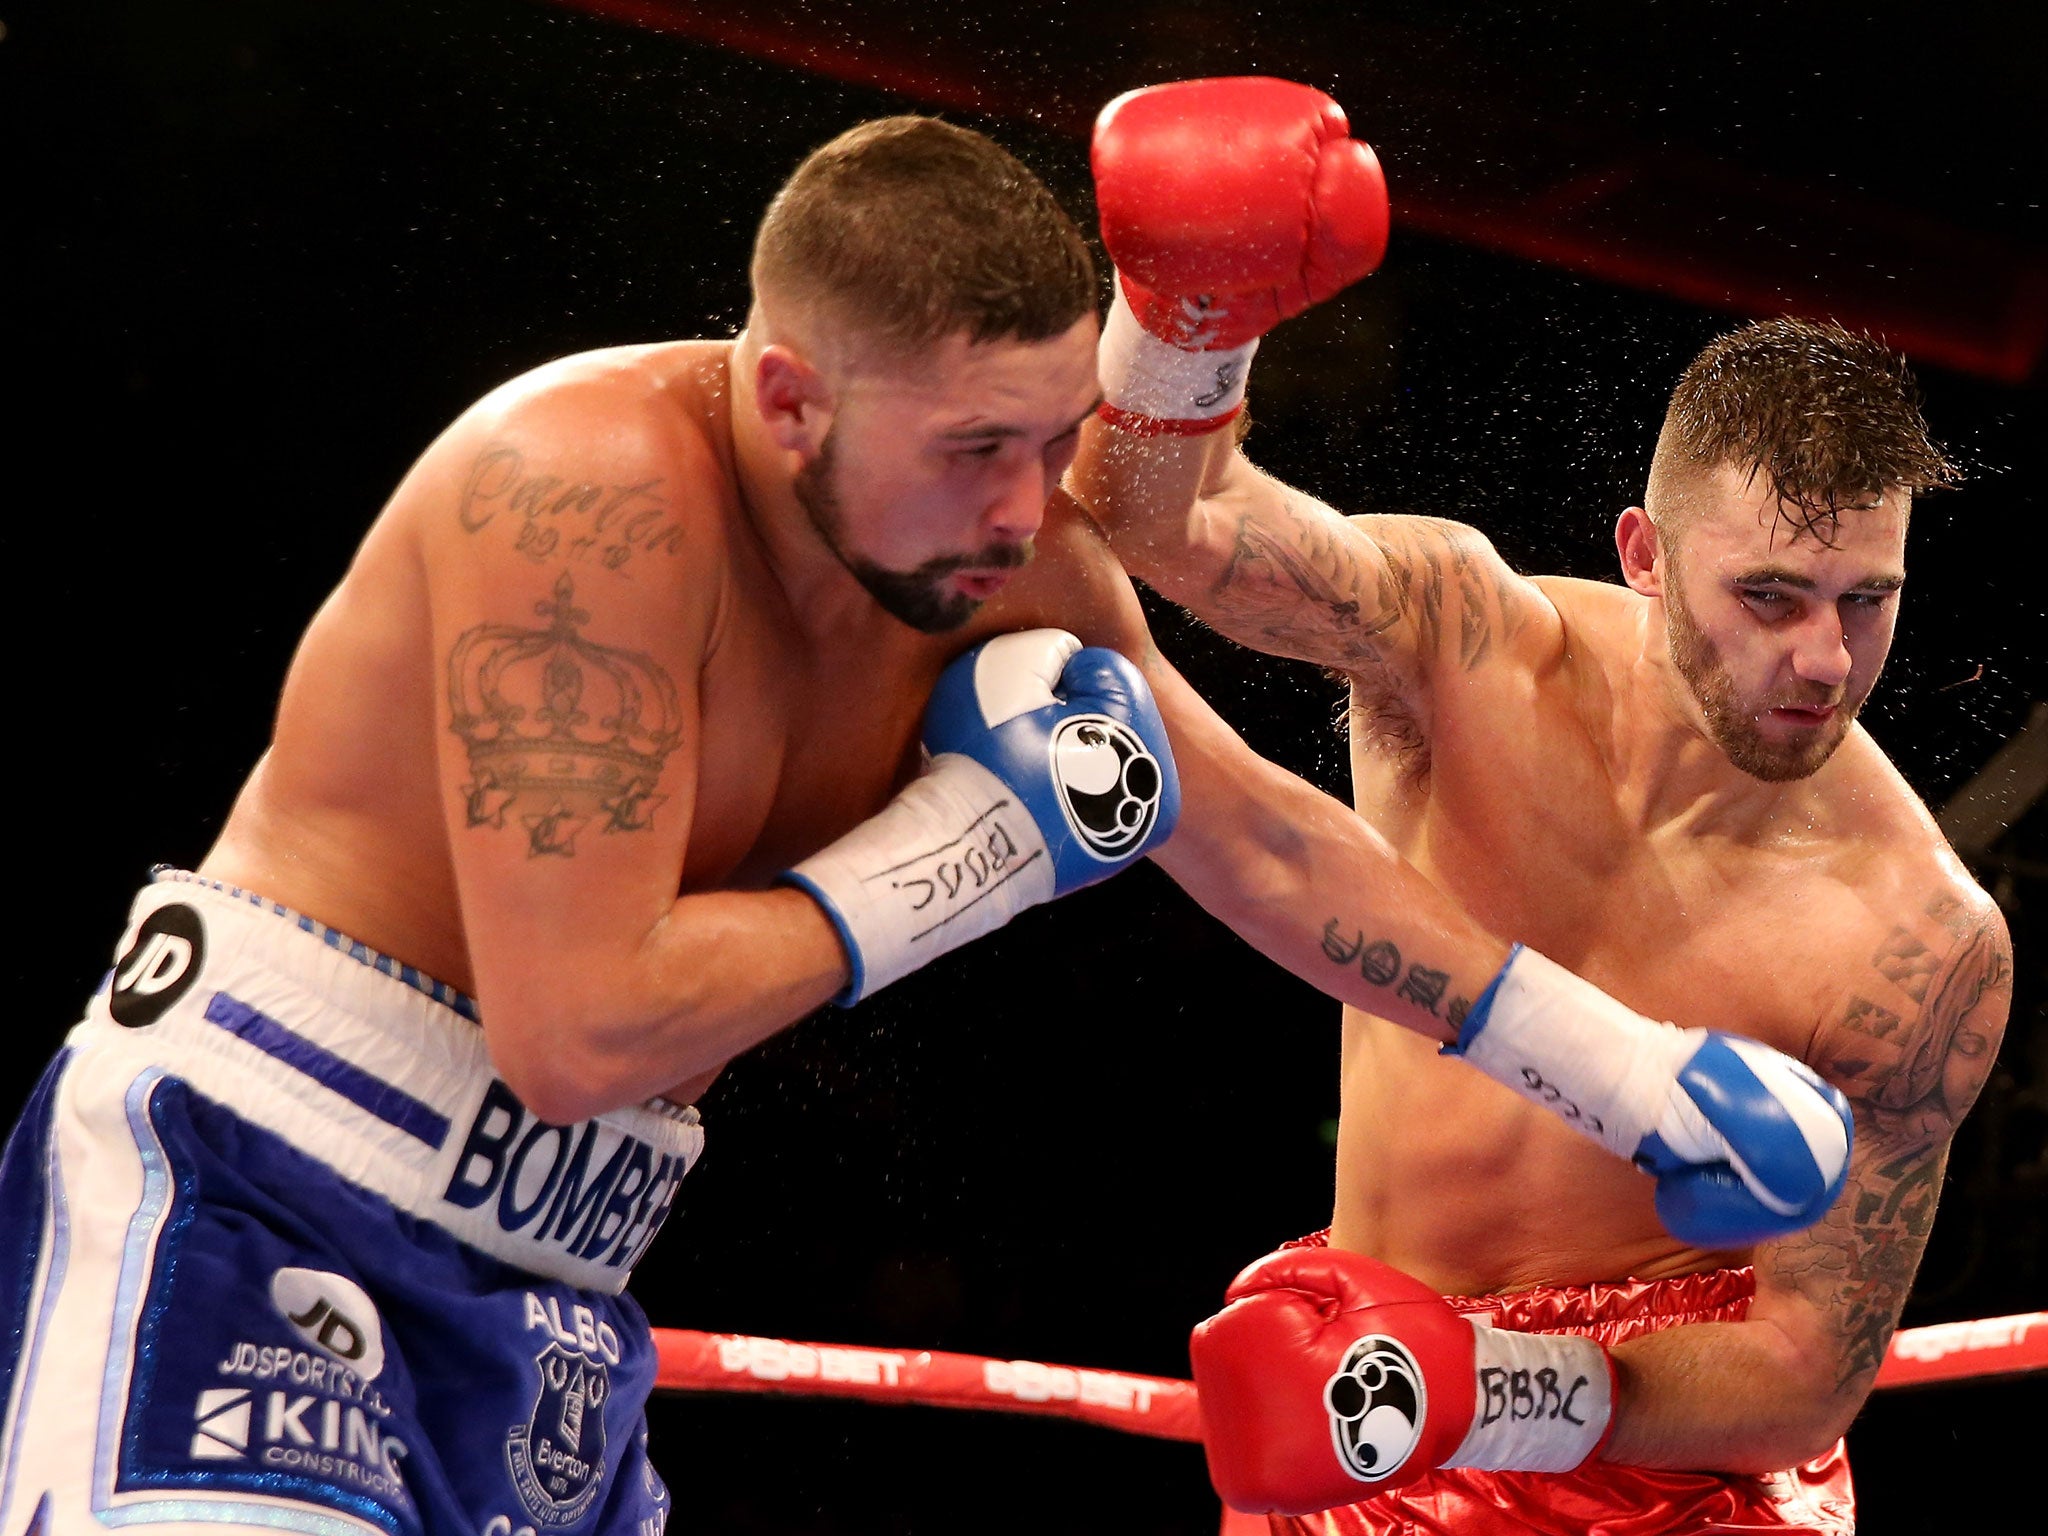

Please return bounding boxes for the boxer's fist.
[783,631,1178,1002]
[1191,1246,1613,1515]
[1633,1032,1855,1248]
[1094,77,1389,351]
[1451,947,1854,1248]
[922,629,1180,892]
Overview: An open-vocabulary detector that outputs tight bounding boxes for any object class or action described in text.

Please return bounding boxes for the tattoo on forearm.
[1321,919,1472,1025]
[446,573,684,857]
[458,444,685,570]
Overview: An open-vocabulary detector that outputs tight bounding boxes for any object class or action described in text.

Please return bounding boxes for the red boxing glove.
[1190,1247,1616,1516]
[1092,78,1389,433]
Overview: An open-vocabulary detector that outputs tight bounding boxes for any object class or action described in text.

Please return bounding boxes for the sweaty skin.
[199,322,1512,1132]
[1068,425,2013,1472]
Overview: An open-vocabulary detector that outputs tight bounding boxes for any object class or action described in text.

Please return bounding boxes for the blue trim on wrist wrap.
[775,869,865,1007]
[1441,941,1524,1056]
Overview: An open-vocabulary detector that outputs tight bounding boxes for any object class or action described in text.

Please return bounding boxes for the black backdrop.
[9,4,2043,1532]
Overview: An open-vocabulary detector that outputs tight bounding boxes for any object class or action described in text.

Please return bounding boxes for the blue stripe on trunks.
[201,992,453,1150]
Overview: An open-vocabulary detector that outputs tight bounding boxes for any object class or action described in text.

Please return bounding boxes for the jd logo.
[270,1268,387,1381]
[109,903,205,1028]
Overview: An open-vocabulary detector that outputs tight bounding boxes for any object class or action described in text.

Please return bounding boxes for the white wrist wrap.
[785,755,1055,1003]
[1098,286,1258,429]
[1449,1323,1613,1473]
[1455,947,1700,1160]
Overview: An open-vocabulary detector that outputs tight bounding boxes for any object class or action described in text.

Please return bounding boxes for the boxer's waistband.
[1446,1266,1755,1347]
[68,870,703,1294]
[1284,1232,1754,1348]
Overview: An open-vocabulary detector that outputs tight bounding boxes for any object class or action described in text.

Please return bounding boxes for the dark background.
[8,3,2044,1531]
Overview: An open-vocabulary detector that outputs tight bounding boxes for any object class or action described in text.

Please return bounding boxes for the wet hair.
[1646,317,1959,542]
[752,116,1096,357]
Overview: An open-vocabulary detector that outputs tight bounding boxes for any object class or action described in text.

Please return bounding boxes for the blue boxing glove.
[784,630,1179,1003]
[1446,946,1852,1248]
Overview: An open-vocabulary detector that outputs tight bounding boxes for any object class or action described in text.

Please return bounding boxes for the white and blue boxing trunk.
[0,871,703,1536]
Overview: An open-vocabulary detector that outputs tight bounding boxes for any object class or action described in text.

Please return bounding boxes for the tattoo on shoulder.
[446,574,684,858]
[458,443,686,571]
[1825,898,2013,1141]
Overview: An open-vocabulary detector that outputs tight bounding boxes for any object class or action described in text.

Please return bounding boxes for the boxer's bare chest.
[1370,717,1869,1057]
[1337,710,1870,1285]
[682,605,938,892]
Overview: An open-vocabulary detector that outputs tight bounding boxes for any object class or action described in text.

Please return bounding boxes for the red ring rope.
[652,1309,2046,1430]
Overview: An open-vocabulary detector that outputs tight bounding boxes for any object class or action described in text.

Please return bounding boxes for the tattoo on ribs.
[446,574,683,857]
[458,444,685,570]
[1321,919,1472,1024]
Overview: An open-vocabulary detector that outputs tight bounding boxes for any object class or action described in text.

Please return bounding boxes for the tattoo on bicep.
[1829,909,2013,1138]
[1213,509,1400,666]
[1321,919,1473,1025]
[446,574,684,858]
[1779,902,2015,1391]
[458,444,686,570]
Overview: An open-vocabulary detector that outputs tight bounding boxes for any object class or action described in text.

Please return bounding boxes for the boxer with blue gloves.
[17,105,1821,1534]
[1074,75,2009,1534]
[788,629,1178,1002]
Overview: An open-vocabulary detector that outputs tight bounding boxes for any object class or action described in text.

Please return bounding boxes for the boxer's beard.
[794,429,1031,634]
[1664,561,1856,782]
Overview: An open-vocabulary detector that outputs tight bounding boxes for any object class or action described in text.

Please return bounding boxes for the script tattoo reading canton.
[448,574,683,857]
[459,445,686,571]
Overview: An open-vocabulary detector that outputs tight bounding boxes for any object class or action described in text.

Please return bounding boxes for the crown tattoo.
[447,574,683,855]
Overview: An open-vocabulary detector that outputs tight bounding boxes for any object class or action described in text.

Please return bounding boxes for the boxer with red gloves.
[1092,77,1388,435]
[1093,74,1851,1256]
[1070,75,2009,1536]
[1192,1245,1614,1513]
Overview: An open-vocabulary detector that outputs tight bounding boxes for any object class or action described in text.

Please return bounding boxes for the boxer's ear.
[754,344,833,457]
[1616,506,1663,596]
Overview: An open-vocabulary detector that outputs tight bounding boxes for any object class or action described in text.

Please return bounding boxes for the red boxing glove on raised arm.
[1092,77,1389,433]
[1190,1246,1616,1516]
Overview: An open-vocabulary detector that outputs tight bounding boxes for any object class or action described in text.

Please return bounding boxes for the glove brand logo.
[110,903,206,1028]
[506,1342,611,1526]
[1323,1334,1427,1483]
[1048,714,1164,859]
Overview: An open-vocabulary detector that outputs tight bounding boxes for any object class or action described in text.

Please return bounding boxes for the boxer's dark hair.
[1646,317,1958,543]
[754,116,1096,355]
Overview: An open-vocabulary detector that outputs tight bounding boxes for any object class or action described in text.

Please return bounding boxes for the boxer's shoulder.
[453,339,739,501]
[394,341,739,608]
[983,487,1152,649]
[1800,754,2011,1123]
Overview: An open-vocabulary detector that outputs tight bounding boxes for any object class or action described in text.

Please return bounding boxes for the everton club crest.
[506,1342,611,1525]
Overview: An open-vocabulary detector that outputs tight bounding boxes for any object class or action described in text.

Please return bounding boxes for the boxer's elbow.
[1610,1318,1864,1473]
[480,984,676,1125]
[485,1016,633,1125]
